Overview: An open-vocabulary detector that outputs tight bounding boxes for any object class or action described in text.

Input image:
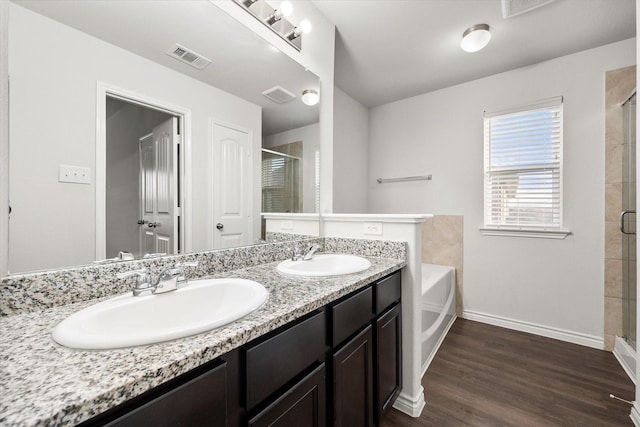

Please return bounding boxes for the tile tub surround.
[604,65,636,351]
[421,215,464,316]
[0,254,405,427]
[0,238,406,317]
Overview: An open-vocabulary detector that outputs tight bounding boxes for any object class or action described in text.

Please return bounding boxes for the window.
[482,97,569,238]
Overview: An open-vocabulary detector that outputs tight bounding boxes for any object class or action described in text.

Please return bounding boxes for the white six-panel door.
[212,123,252,249]
[139,117,179,256]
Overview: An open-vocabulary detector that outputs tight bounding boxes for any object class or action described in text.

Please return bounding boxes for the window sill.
[479,227,571,239]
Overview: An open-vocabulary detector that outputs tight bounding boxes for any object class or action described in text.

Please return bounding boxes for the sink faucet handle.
[302,243,321,260]
[116,268,153,296]
[174,261,199,287]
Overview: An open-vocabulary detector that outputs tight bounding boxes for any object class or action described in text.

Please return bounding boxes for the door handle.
[620,210,636,235]
[147,222,161,229]
[216,223,224,230]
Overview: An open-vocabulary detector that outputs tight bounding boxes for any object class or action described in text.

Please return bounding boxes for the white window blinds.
[484,97,563,231]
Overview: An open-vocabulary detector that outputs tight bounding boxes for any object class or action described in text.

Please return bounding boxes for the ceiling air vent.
[167,43,211,70]
[502,0,555,18]
[262,86,296,104]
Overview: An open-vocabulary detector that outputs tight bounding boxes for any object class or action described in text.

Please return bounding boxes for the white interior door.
[138,117,179,255]
[212,123,252,249]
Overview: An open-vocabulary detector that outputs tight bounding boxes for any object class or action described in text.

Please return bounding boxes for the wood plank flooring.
[381,319,635,427]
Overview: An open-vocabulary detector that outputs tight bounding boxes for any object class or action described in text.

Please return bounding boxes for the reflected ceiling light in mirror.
[301,89,319,106]
[460,24,491,53]
[234,0,311,51]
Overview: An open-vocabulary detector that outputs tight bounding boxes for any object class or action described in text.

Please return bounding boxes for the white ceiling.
[312,0,636,107]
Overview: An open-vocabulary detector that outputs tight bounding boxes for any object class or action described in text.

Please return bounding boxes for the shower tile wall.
[422,215,464,315]
[604,65,636,351]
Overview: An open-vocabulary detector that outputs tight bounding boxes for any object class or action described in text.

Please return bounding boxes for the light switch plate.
[363,222,383,236]
[59,164,91,184]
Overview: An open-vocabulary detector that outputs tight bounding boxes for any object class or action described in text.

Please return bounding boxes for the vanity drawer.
[374,272,401,315]
[245,310,326,411]
[330,286,373,348]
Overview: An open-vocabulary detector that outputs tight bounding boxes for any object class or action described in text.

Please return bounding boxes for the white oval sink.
[277,254,371,277]
[52,278,268,350]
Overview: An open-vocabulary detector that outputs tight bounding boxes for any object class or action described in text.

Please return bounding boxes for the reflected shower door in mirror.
[7,0,320,274]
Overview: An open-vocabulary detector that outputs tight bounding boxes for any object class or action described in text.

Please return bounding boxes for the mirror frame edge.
[1,1,9,278]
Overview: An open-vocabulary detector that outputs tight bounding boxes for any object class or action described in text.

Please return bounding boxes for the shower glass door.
[622,93,636,349]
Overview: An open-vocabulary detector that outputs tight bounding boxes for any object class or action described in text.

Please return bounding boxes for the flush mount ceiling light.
[301,89,319,106]
[460,24,491,53]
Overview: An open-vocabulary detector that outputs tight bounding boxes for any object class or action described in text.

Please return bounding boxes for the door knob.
[148,222,161,228]
[216,223,224,230]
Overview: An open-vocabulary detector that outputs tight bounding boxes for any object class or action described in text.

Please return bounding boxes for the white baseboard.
[463,310,604,350]
[631,402,640,426]
[613,336,636,385]
[421,314,457,377]
[392,386,426,417]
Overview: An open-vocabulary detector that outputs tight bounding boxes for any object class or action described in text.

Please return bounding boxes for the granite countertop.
[0,256,405,427]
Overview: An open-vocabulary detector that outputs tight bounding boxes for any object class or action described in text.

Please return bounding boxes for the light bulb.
[299,19,312,34]
[280,1,293,17]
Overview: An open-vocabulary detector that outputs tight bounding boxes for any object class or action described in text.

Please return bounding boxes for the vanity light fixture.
[233,0,311,51]
[287,19,312,41]
[266,1,293,25]
[460,24,491,53]
[301,89,319,106]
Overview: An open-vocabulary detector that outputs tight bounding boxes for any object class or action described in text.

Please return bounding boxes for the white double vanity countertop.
[0,254,405,427]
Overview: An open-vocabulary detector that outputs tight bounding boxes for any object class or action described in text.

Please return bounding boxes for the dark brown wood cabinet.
[248,363,326,427]
[332,325,374,427]
[81,270,402,427]
[329,270,402,427]
[80,357,231,427]
[375,303,402,422]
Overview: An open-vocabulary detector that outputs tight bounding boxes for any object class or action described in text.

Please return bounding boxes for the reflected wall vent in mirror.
[166,43,212,70]
[262,86,296,104]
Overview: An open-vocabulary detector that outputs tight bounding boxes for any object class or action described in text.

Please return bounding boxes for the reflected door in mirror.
[212,123,253,249]
[138,117,179,256]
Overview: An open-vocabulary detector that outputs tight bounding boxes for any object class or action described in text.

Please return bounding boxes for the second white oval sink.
[277,254,372,277]
[52,278,268,350]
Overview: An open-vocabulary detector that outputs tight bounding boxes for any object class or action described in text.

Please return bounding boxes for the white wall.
[367,39,637,347]
[8,4,261,272]
[333,87,369,213]
[264,122,319,213]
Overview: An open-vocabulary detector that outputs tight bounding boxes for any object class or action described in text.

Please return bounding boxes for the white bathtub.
[421,263,457,375]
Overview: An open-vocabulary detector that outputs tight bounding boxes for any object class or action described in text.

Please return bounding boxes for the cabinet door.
[333,325,374,427]
[375,303,402,423]
[105,361,227,427]
[248,363,326,427]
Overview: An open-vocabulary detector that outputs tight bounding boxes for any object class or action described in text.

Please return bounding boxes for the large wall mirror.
[7,0,320,274]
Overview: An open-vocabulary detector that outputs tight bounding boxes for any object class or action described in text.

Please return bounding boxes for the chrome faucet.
[291,243,321,261]
[116,268,154,296]
[117,261,198,296]
[302,243,321,260]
